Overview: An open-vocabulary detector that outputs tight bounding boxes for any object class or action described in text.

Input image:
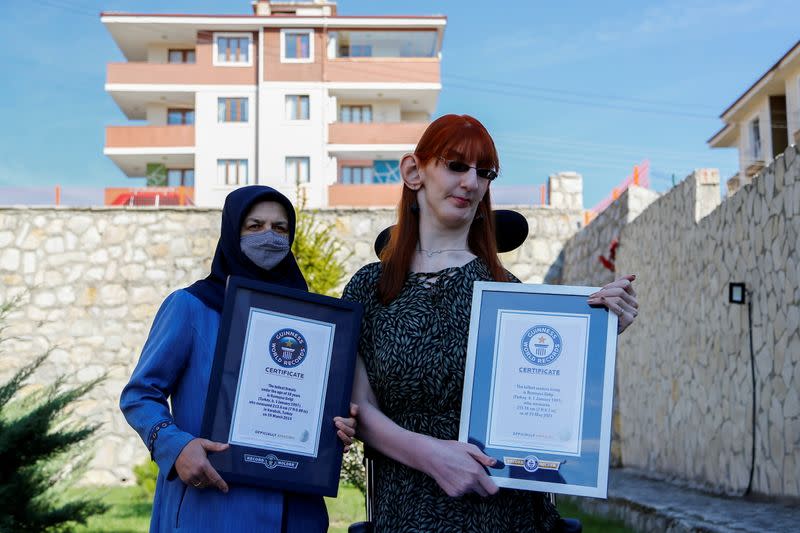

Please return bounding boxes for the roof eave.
[719,39,800,121]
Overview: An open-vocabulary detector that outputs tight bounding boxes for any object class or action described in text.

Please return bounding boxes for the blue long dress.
[120,289,329,532]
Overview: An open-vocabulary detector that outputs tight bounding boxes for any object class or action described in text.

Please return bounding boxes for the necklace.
[416,246,469,258]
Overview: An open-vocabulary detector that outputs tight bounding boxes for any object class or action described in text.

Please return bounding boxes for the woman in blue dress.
[121,185,356,532]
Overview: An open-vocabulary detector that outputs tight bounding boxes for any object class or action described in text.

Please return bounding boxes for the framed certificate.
[201,276,362,496]
[458,282,618,498]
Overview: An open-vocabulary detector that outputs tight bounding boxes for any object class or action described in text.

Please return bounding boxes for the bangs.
[415,114,500,172]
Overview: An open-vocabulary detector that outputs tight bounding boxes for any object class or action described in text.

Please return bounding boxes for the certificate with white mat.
[458,282,618,498]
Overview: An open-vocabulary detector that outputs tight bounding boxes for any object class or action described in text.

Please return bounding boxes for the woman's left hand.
[334,403,358,453]
[588,274,638,334]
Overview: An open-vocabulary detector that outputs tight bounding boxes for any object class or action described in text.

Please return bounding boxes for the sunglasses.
[438,157,498,181]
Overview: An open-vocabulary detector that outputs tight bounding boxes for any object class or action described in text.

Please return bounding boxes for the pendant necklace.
[417,246,469,258]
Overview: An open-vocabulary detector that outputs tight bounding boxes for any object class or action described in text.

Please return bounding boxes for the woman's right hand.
[416,436,499,498]
[175,438,230,493]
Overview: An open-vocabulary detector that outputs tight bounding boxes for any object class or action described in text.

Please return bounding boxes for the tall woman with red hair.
[343,115,637,532]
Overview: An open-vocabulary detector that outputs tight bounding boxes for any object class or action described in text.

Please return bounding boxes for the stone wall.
[615,148,800,497]
[558,185,659,466]
[559,185,659,287]
[0,176,583,484]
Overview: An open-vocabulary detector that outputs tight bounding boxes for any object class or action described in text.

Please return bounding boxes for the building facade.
[708,40,800,195]
[102,0,445,207]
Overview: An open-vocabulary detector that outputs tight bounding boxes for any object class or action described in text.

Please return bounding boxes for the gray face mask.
[240,230,291,271]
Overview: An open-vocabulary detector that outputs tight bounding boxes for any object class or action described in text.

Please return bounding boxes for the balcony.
[105,125,195,149]
[328,183,402,207]
[107,62,255,86]
[325,58,440,84]
[104,186,194,206]
[104,126,195,177]
[328,122,427,146]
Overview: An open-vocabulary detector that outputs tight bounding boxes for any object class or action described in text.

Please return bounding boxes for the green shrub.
[340,441,366,495]
[292,189,350,296]
[292,189,365,493]
[133,460,159,499]
[0,297,107,532]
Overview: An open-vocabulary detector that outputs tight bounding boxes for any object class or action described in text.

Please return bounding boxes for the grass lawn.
[557,499,634,533]
[71,485,631,533]
[325,484,366,533]
[72,486,152,533]
[70,484,366,533]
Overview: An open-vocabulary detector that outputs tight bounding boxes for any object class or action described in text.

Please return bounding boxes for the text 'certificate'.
[487,311,589,456]
[229,308,335,457]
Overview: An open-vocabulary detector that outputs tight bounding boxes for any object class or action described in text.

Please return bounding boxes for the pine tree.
[0,298,107,532]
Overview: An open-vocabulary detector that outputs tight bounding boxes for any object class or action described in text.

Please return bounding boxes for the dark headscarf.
[186,186,308,312]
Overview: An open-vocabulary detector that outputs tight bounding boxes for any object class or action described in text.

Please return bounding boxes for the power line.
[494,134,713,162]
[446,73,719,112]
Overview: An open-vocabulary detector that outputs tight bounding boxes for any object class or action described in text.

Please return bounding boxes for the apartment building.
[708,40,800,194]
[102,0,445,207]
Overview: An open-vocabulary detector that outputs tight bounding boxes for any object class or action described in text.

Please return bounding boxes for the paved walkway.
[565,468,799,532]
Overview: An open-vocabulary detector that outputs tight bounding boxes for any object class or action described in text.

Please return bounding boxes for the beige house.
[102,0,445,208]
[709,40,800,194]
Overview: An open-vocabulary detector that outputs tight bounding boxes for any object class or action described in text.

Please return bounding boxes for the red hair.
[377,114,507,304]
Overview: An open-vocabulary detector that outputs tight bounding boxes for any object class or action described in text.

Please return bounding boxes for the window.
[750,118,762,159]
[218,98,249,123]
[217,159,248,185]
[281,29,313,62]
[340,105,372,123]
[167,169,195,187]
[373,160,401,183]
[167,109,195,125]
[286,157,310,184]
[349,44,373,57]
[215,34,251,65]
[330,31,437,58]
[340,166,373,184]
[168,49,196,64]
[285,95,310,120]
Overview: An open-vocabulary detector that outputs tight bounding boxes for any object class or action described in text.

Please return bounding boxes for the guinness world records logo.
[521,325,562,366]
[523,455,540,472]
[269,328,307,368]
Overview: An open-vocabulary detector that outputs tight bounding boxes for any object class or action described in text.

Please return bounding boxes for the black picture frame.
[200,276,363,497]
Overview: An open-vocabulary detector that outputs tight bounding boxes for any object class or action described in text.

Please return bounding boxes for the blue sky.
[0,0,797,207]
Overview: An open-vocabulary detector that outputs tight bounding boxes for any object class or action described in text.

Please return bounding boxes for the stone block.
[99,284,127,306]
[32,291,56,308]
[66,215,93,235]
[0,248,21,271]
[785,388,800,419]
[56,286,76,305]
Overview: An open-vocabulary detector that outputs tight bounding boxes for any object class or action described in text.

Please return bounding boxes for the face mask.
[240,230,291,271]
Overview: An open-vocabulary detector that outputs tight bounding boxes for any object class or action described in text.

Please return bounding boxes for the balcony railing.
[107,62,254,86]
[105,125,195,149]
[104,186,195,206]
[328,122,427,145]
[327,183,402,207]
[324,58,440,84]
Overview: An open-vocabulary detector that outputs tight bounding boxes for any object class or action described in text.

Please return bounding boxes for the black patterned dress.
[342,259,561,533]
